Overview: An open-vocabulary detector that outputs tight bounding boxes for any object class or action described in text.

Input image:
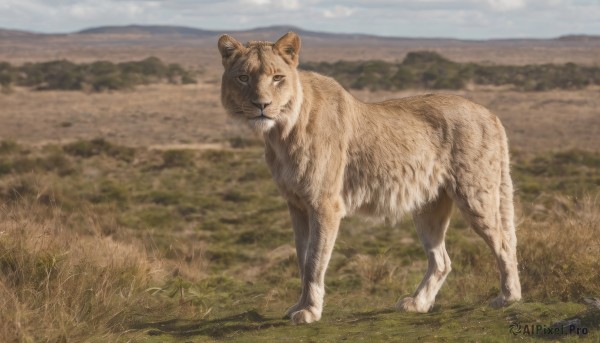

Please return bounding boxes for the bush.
[63,139,135,162]
[300,52,600,91]
[402,51,451,65]
[0,141,19,154]
[0,57,196,92]
[166,63,197,84]
[391,67,416,89]
[87,180,129,205]
[32,60,83,90]
[162,149,195,168]
[0,62,14,89]
[0,161,11,175]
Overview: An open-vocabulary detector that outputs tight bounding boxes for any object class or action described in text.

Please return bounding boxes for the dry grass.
[1,84,599,153]
[0,203,154,341]
[0,199,212,342]
[519,195,600,301]
[345,254,397,287]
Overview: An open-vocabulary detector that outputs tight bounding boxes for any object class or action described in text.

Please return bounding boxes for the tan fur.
[218,32,522,324]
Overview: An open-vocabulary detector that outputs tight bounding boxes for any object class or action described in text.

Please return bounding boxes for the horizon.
[1,0,599,40]
[1,23,598,41]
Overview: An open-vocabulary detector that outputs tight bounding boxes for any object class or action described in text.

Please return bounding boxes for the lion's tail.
[499,127,515,245]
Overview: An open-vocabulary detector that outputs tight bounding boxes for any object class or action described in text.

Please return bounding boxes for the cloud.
[486,0,526,11]
[241,0,300,10]
[279,0,301,10]
[242,0,271,5]
[323,5,357,18]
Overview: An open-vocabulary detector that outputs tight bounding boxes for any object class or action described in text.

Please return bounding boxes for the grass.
[0,140,598,341]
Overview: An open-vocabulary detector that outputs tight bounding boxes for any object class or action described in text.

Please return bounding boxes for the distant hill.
[1,24,599,43]
[76,25,390,41]
[557,34,600,42]
[0,28,37,38]
[237,25,379,40]
[77,24,218,36]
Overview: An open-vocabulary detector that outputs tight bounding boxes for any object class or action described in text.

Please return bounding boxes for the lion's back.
[342,93,509,219]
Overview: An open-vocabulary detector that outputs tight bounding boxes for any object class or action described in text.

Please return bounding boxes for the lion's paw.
[395,297,430,313]
[290,307,321,324]
[284,303,302,318]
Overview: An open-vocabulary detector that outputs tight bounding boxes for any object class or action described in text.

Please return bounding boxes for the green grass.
[128,302,598,342]
[0,139,598,341]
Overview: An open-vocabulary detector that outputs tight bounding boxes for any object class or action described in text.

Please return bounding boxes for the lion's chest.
[265,145,312,207]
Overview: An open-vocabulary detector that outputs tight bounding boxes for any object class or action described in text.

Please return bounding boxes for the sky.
[0,0,599,39]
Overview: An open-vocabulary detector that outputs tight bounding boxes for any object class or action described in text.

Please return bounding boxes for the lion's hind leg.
[397,191,453,313]
[451,176,521,308]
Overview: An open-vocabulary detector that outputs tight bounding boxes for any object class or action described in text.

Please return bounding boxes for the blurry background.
[0,1,599,342]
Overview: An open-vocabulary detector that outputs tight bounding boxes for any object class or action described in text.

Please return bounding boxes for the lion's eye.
[238,75,249,83]
[273,75,285,82]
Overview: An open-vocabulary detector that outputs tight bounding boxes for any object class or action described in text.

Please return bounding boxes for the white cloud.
[243,0,271,5]
[323,5,356,18]
[240,0,300,10]
[65,1,153,20]
[69,4,94,19]
[487,0,526,11]
[279,0,300,10]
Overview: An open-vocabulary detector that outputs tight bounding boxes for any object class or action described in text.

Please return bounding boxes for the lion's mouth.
[249,114,273,120]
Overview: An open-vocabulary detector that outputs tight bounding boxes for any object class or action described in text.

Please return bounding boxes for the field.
[1,29,599,342]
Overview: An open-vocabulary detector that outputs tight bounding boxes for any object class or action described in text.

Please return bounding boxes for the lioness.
[218,32,522,324]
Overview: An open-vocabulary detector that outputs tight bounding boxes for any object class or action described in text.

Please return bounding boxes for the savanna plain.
[0,31,599,342]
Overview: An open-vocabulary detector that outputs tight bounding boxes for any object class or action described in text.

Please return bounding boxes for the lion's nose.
[251,100,272,110]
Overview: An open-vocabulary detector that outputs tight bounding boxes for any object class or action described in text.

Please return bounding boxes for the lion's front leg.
[285,202,309,318]
[289,200,342,324]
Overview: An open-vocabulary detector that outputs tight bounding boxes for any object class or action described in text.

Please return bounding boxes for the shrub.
[403,51,450,65]
[63,139,135,162]
[87,180,129,205]
[0,161,11,175]
[0,62,14,89]
[0,141,19,154]
[300,52,600,91]
[1,57,196,92]
[162,149,195,168]
[391,66,416,89]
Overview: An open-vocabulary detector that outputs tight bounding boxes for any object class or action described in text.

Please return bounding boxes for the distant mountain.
[557,34,600,42]
[77,24,219,36]
[2,24,599,43]
[0,28,38,38]
[235,25,378,39]
[76,24,384,41]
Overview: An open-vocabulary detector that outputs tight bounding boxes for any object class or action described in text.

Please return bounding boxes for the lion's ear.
[274,32,301,67]
[218,34,244,66]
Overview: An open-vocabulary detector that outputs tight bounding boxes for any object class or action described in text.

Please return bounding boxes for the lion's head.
[218,32,302,133]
